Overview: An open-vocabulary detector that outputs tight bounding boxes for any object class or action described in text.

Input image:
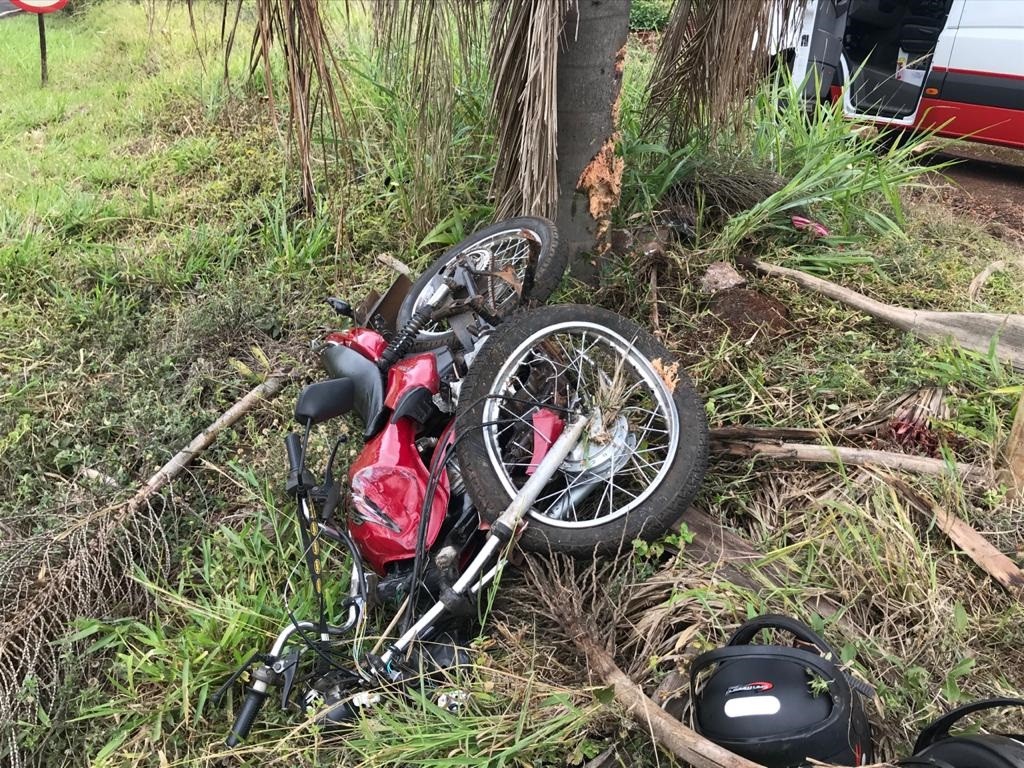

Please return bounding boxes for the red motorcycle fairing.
[325,327,388,361]
[347,351,448,576]
[384,352,440,408]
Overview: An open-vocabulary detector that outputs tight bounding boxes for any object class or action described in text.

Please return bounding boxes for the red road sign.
[11,0,68,12]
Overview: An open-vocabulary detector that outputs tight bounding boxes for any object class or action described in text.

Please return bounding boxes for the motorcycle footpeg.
[305,669,379,724]
[307,688,383,725]
[435,689,471,715]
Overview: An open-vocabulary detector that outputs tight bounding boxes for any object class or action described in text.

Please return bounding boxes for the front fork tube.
[380,413,590,670]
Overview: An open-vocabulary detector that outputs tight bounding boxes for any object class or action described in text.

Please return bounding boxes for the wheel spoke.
[479,323,681,530]
[409,227,545,338]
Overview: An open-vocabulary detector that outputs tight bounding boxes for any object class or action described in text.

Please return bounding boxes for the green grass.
[2,4,1023,768]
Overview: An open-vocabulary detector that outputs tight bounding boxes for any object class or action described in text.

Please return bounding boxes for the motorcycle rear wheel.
[396,217,563,352]
[454,305,708,555]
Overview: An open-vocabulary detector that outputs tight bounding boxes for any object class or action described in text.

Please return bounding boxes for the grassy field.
[2,3,1023,767]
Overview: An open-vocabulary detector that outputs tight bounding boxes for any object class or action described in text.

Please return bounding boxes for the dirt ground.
[929,143,1024,242]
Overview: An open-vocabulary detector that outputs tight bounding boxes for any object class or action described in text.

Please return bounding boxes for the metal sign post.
[11,0,69,87]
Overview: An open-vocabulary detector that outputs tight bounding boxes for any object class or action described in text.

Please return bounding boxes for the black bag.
[899,698,1024,768]
[689,614,874,768]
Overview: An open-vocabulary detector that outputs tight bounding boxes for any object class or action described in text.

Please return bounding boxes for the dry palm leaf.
[255,0,351,213]
[664,157,791,232]
[489,0,576,218]
[755,260,1024,371]
[371,1,486,231]
[524,555,779,768]
[194,0,350,214]
[0,375,291,768]
[644,0,804,145]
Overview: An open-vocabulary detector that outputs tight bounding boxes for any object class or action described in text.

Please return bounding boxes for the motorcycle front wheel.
[454,305,708,555]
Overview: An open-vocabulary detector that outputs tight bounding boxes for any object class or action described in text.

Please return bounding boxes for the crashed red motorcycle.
[216,217,709,745]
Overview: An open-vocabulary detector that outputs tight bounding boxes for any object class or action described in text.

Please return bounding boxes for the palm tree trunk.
[555,0,630,283]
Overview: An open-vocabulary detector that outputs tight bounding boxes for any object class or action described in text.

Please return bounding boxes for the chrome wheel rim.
[412,227,539,341]
[479,321,680,529]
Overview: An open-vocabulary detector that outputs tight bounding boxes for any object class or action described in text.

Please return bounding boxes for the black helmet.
[689,614,874,768]
[899,698,1024,768]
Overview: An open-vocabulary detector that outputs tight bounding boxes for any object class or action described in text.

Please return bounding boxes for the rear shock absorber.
[378,283,451,370]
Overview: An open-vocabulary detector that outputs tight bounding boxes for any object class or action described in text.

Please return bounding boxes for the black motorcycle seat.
[320,343,387,437]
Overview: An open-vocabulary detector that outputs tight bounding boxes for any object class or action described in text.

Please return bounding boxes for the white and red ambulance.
[790,0,1024,148]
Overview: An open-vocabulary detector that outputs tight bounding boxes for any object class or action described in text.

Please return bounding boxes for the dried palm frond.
[663,154,790,231]
[372,1,483,91]
[1,377,290,767]
[517,551,718,680]
[198,0,350,215]
[489,0,576,218]
[0,490,173,768]
[256,0,350,213]
[644,0,804,145]
[219,0,245,85]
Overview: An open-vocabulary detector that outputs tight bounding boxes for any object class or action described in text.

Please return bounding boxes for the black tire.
[397,217,564,352]
[455,305,708,555]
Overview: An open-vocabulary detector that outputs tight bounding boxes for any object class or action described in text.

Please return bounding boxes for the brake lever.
[276,650,302,710]
[325,297,354,318]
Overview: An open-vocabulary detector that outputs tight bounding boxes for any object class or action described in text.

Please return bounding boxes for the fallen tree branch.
[376,252,413,279]
[709,425,877,442]
[711,436,985,482]
[753,260,1024,371]
[968,260,1005,301]
[123,373,292,514]
[886,475,1024,594]
[930,504,1024,592]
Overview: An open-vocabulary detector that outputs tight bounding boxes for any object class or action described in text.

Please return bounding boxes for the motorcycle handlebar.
[225,686,267,747]
[284,433,303,474]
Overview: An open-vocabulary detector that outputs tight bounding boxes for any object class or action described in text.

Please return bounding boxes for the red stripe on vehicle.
[913,98,1024,149]
[931,66,1024,82]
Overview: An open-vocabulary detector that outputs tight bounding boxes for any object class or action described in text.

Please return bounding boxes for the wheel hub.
[543,414,636,521]
[560,413,634,476]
